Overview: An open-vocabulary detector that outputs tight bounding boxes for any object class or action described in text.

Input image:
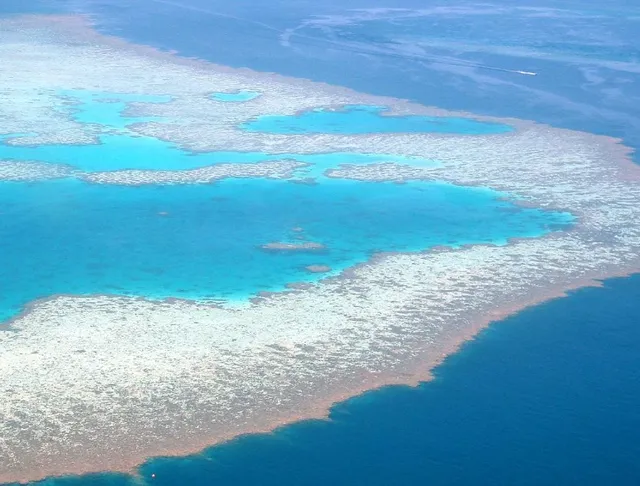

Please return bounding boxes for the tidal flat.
[0,14,640,485]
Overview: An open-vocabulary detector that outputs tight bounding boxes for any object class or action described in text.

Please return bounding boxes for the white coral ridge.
[0,160,73,181]
[83,160,306,185]
[1,15,640,484]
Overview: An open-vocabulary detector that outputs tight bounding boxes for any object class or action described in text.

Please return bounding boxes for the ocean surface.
[2,0,640,485]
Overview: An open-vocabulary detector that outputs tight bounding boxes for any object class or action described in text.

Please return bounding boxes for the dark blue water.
[2,1,640,485]
[17,274,640,486]
[140,275,640,486]
[53,0,640,157]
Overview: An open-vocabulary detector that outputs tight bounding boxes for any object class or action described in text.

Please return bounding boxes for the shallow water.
[60,90,173,128]
[211,91,260,101]
[0,177,570,322]
[243,104,512,135]
[0,134,436,175]
[0,87,559,323]
[0,133,437,174]
[0,91,447,173]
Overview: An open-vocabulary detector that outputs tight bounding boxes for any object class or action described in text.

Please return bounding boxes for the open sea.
[2,0,640,484]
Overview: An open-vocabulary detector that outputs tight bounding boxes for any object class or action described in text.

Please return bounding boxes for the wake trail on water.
[143,0,537,77]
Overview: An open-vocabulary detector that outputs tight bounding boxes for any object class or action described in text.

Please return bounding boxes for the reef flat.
[1,14,640,485]
[0,160,74,181]
[82,159,306,185]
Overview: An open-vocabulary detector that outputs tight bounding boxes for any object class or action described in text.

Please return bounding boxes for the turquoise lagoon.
[0,92,446,175]
[0,91,509,176]
[243,105,513,135]
[0,177,571,322]
[0,91,571,323]
[59,90,173,129]
[0,134,436,176]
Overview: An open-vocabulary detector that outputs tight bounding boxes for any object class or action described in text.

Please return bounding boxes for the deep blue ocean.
[2,1,640,485]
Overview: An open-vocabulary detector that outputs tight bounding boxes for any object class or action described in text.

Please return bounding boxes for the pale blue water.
[212,91,260,101]
[60,90,173,128]
[244,105,512,135]
[0,132,437,174]
[0,132,437,175]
